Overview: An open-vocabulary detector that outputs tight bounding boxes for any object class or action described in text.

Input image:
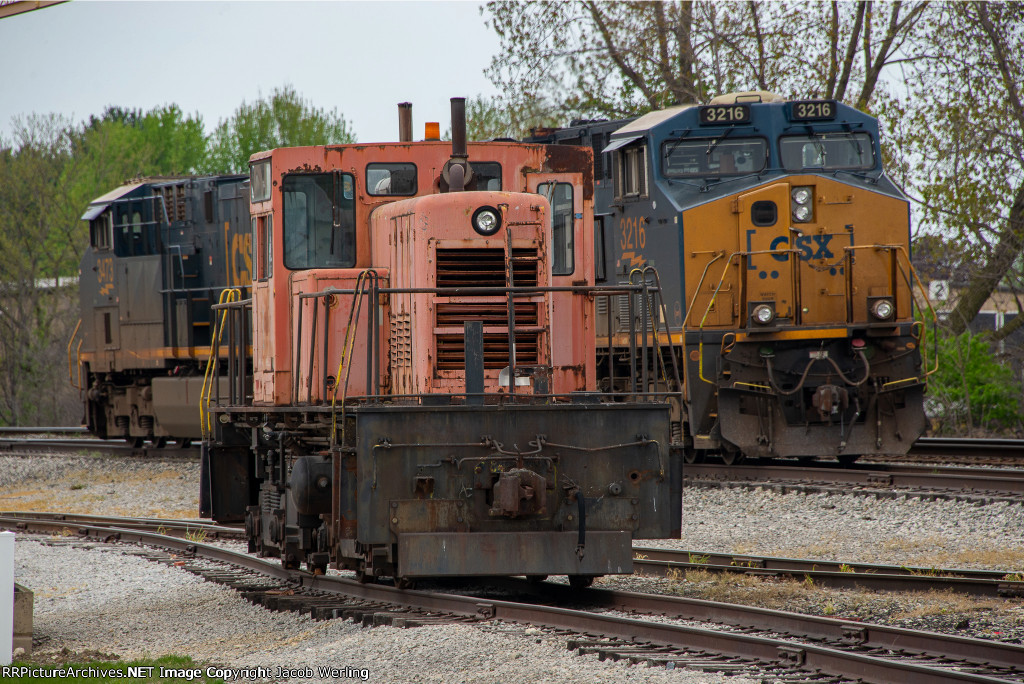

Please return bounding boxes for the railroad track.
[0,435,198,458]
[4,513,1024,683]
[631,546,1024,597]
[687,462,1024,502]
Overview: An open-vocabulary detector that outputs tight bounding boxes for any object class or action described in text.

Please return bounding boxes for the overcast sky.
[0,0,500,145]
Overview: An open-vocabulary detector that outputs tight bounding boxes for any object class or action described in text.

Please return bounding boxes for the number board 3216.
[698,104,750,125]
[790,100,837,121]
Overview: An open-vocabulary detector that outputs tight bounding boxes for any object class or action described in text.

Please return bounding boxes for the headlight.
[791,186,813,223]
[472,206,501,236]
[752,303,775,325]
[870,298,895,320]
[792,188,812,205]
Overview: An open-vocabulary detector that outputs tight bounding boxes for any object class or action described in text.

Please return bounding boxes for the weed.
[69,484,86,491]
[823,598,836,615]
[1002,572,1024,582]
[184,528,208,544]
[156,525,170,536]
[803,575,815,588]
[839,564,855,573]
[688,553,711,565]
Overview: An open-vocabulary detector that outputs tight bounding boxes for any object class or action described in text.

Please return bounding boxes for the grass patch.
[7,654,225,683]
[893,590,1003,620]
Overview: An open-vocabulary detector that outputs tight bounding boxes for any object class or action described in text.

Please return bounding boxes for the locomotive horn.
[398,102,412,143]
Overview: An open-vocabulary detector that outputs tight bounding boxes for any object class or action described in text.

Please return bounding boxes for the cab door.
[527,172,595,391]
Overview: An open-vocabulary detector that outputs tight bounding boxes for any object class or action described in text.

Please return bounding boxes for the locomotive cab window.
[366,163,417,196]
[663,138,768,178]
[779,132,875,171]
[538,181,574,276]
[614,142,648,199]
[283,173,355,270]
[473,162,502,190]
[90,212,113,250]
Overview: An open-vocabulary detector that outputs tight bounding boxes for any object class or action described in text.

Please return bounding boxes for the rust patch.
[543,145,594,200]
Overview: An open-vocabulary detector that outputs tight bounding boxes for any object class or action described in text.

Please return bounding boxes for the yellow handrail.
[200,288,241,439]
[67,318,83,390]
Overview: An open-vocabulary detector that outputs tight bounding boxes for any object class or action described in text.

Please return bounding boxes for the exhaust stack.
[447,97,469,192]
[398,102,412,143]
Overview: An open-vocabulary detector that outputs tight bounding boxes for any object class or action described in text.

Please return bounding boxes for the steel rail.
[0,511,244,540]
[492,579,1024,674]
[3,514,1021,683]
[686,463,1024,497]
[631,547,1024,597]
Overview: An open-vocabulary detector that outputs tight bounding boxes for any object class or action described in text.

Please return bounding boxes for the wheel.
[154,437,168,449]
[568,575,595,589]
[837,453,860,467]
[393,576,416,590]
[179,438,193,448]
[356,569,374,584]
[720,449,745,466]
[128,437,144,449]
[683,449,706,464]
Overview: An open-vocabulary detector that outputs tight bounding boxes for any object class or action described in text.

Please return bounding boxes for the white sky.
[0,0,500,145]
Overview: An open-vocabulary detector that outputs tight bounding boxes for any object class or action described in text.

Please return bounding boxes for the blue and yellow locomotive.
[533,92,933,463]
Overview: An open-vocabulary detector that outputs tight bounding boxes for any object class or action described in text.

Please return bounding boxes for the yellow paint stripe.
[735,328,848,342]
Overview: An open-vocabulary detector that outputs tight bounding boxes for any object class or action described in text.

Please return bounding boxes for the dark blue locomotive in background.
[73,175,250,446]
[531,91,933,464]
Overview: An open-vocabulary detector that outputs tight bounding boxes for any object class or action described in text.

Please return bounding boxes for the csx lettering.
[765,234,834,262]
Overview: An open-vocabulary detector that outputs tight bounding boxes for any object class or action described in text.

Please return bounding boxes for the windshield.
[663,138,768,178]
[282,173,355,269]
[779,132,874,171]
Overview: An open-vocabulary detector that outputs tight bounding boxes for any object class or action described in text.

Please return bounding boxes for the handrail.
[67,318,83,390]
[200,288,241,439]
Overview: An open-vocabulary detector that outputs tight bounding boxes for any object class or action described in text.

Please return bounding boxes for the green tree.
[926,329,1021,436]
[207,85,355,174]
[0,115,81,424]
[483,0,927,122]
[462,94,563,141]
[884,2,1024,340]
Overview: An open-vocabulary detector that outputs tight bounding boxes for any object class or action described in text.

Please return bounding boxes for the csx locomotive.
[531,91,934,464]
[73,175,251,446]
[200,100,682,585]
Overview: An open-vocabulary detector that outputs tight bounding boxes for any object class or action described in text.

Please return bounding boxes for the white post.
[0,531,13,666]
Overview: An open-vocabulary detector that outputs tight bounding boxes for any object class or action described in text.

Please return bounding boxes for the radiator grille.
[434,247,541,370]
[436,333,540,371]
[436,248,538,288]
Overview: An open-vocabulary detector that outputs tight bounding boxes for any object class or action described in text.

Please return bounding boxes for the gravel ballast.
[5,452,1024,681]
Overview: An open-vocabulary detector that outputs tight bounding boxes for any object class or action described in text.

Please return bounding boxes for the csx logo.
[745,230,845,279]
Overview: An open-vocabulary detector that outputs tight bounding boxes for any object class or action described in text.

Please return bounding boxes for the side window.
[366,163,417,196]
[473,162,502,191]
[91,212,112,250]
[282,173,355,269]
[538,182,575,276]
[595,216,607,282]
[614,143,648,200]
[254,215,273,280]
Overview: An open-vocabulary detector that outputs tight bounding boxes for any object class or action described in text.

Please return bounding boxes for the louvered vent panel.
[435,248,537,288]
[434,248,541,370]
